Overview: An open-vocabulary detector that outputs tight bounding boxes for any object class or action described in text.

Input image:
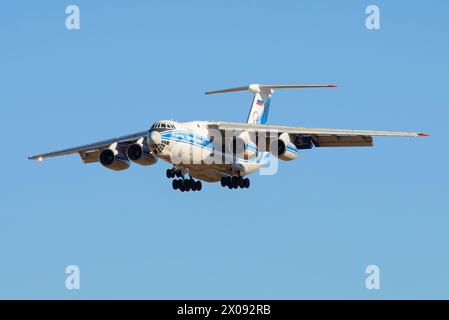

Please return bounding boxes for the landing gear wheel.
[183,180,191,192]
[231,176,238,189]
[190,179,197,191]
[176,171,182,178]
[227,179,233,189]
[165,168,176,179]
[244,178,250,188]
[220,177,227,187]
[238,176,245,188]
[172,176,203,192]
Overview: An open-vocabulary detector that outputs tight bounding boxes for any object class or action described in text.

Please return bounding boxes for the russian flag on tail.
[256,99,263,106]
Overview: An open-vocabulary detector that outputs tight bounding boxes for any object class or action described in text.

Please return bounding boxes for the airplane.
[28,84,429,192]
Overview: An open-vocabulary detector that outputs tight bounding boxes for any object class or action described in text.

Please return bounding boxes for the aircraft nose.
[148,130,162,145]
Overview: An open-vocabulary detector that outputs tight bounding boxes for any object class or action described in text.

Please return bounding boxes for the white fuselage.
[147,120,269,182]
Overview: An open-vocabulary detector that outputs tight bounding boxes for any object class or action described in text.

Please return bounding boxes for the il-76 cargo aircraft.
[29,84,428,192]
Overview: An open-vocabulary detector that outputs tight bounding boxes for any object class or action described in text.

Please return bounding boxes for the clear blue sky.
[0,1,448,299]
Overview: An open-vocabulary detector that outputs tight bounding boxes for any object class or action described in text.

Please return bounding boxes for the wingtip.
[329,84,338,88]
[28,155,44,161]
[418,132,430,137]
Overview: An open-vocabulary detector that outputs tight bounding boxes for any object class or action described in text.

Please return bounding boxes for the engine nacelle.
[229,131,257,159]
[99,149,130,170]
[270,132,299,161]
[126,143,157,166]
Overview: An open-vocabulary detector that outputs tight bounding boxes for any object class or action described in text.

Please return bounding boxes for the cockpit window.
[151,122,175,130]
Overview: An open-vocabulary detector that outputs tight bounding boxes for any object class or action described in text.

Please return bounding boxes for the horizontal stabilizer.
[205,84,337,95]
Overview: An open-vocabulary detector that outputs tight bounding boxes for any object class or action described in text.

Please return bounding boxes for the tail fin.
[205,84,336,125]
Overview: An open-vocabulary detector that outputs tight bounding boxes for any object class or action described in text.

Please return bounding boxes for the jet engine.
[269,132,299,161]
[99,148,130,170]
[229,131,257,159]
[126,143,157,166]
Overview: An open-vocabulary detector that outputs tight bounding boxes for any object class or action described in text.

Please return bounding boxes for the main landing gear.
[166,168,202,192]
[220,176,250,189]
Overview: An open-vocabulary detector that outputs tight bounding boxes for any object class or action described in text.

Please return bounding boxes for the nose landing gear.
[167,168,202,192]
[220,176,250,189]
[166,168,182,178]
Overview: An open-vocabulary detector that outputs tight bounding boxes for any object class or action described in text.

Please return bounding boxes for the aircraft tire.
[238,177,245,188]
[190,179,197,191]
[231,176,238,188]
[184,180,191,192]
[220,177,227,187]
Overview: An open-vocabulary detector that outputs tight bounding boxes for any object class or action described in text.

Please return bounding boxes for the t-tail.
[205,84,337,124]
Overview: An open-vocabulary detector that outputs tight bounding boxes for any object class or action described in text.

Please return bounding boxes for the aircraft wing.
[208,122,428,148]
[28,130,148,162]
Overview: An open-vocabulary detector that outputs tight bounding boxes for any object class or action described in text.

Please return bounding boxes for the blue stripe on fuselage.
[158,130,269,165]
[160,130,213,151]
